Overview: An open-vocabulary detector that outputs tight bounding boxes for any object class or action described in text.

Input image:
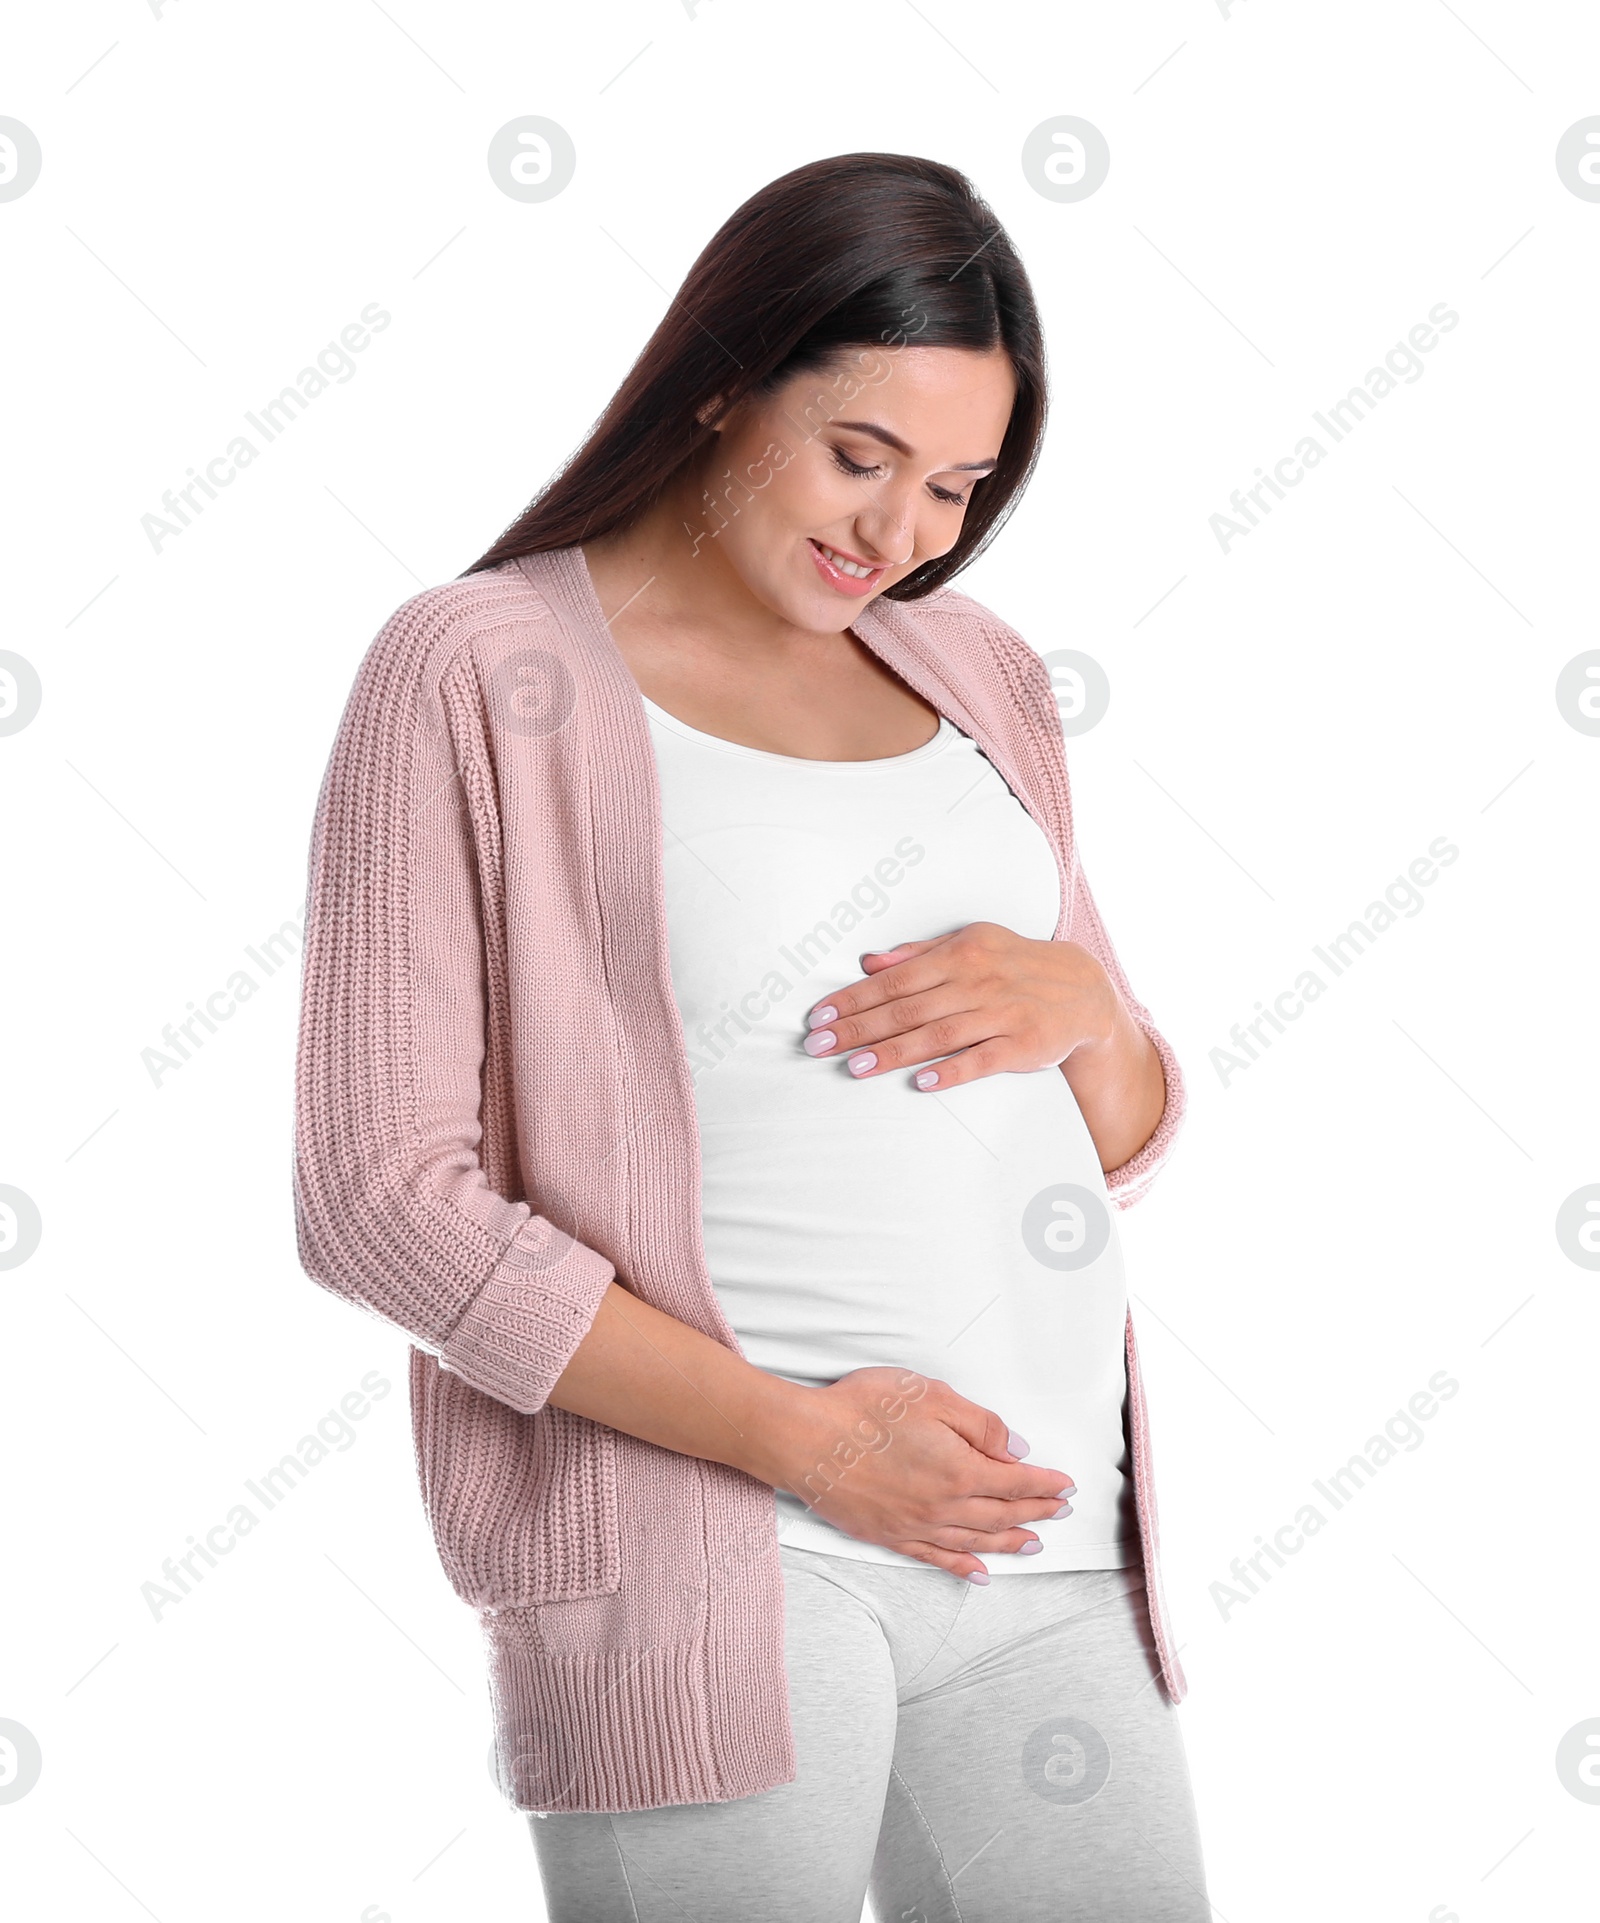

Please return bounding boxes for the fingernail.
[807,1005,837,1028]
[803,1030,837,1056]
[847,1052,877,1076]
[1007,1430,1030,1458]
[1056,1481,1076,1496]
[915,1069,939,1090]
[964,1569,991,1585]
[1052,1501,1073,1519]
[1017,1539,1043,1555]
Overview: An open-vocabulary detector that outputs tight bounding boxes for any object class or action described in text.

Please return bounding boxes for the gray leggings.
[528,1542,1209,1921]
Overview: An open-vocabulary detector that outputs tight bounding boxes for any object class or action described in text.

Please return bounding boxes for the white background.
[4,2,1598,1918]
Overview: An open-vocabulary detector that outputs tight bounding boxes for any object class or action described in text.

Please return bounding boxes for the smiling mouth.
[808,538,887,594]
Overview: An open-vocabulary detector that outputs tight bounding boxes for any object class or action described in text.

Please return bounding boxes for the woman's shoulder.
[876,582,1070,757]
[364,559,571,666]
[350,557,604,708]
[883,581,1048,689]
[334,558,601,750]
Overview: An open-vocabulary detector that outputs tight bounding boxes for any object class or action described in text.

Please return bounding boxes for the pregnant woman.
[293,153,1208,1920]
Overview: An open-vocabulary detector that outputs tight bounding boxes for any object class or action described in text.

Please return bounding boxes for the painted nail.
[1007,1430,1031,1458]
[915,1069,939,1090]
[1017,1539,1043,1555]
[803,1030,837,1056]
[847,1052,877,1076]
[1052,1501,1074,1519]
[965,1569,991,1585]
[1056,1481,1076,1496]
[807,1005,837,1028]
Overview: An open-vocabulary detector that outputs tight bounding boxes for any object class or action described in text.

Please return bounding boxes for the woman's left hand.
[801,921,1117,1091]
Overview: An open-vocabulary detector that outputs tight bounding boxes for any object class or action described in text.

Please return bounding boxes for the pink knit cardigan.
[292,544,1189,1815]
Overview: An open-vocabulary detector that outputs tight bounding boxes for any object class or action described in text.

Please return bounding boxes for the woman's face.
[689,343,1018,631]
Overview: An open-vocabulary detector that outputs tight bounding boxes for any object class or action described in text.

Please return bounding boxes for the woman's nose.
[852,495,918,568]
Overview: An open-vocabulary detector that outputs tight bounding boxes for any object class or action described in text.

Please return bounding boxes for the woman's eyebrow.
[830,419,999,471]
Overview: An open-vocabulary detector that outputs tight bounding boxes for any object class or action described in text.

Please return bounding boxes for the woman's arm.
[1059,979,1167,1176]
[544,1280,812,1484]
[294,600,619,1419]
[546,1280,1078,1582]
[1057,847,1188,1199]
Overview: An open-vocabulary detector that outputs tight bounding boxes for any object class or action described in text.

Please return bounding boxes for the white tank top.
[645,694,1136,1573]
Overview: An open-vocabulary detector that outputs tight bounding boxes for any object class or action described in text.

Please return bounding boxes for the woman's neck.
[580,483,939,761]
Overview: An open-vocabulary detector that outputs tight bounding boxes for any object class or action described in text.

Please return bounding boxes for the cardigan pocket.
[410,1348,622,1606]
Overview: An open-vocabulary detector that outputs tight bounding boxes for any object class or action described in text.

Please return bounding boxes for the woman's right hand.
[759,1366,1076,1581]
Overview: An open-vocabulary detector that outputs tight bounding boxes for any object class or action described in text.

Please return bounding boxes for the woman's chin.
[742,572,867,635]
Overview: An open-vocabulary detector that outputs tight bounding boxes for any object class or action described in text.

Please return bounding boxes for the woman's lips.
[808,538,886,596]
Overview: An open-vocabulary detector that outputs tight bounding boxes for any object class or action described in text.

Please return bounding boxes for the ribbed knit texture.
[292,545,1189,1814]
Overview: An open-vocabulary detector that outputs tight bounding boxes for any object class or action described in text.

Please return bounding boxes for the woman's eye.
[830,448,879,479]
[828,446,972,506]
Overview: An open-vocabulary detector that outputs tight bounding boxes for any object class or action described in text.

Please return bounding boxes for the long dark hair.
[463,153,1047,600]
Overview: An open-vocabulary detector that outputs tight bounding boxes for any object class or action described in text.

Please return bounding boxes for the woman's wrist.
[1062,949,1119,1057]
[724,1374,834,1498]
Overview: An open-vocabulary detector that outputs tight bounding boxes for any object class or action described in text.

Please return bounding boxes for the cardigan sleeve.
[291,594,616,1414]
[1065,845,1188,1210]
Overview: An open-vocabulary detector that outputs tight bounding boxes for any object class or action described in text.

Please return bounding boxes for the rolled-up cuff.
[439,1215,616,1414]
